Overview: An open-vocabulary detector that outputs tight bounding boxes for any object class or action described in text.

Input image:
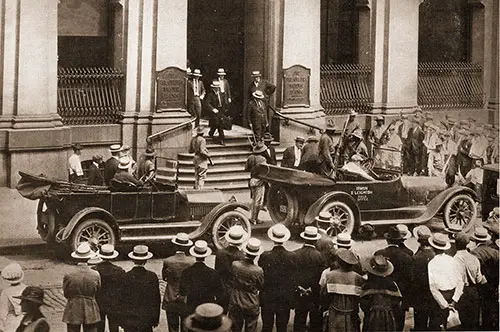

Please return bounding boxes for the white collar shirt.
[68,153,83,176]
[454,249,487,286]
[294,146,301,167]
[428,253,464,309]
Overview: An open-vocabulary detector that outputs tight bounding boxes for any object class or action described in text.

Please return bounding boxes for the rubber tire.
[70,218,116,252]
[318,200,356,235]
[266,185,299,226]
[212,210,251,250]
[443,194,476,232]
[37,200,56,243]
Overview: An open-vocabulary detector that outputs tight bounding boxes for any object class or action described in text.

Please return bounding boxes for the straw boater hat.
[71,242,95,260]
[217,68,226,76]
[333,233,354,248]
[172,232,193,247]
[295,136,305,143]
[267,224,291,243]
[444,223,463,235]
[429,233,451,251]
[471,227,492,243]
[1,263,24,284]
[396,224,411,240]
[109,144,122,153]
[98,244,119,259]
[252,142,267,154]
[300,226,321,241]
[87,255,103,265]
[193,69,202,77]
[315,211,332,224]
[118,156,131,170]
[252,90,265,99]
[184,303,232,332]
[14,286,45,306]
[128,245,153,260]
[251,71,262,77]
[351,129,363,140]
[307,135,319,142]
[336,248,358,266]
[384,226,404,241]
[263,133,274,142]
[224,226,247,245]
[365,255,394,277]
[92,154,103,162]
[243,238,263,256]
[190,240,212,258]
[210,80,220,88]
[413,225,432,240]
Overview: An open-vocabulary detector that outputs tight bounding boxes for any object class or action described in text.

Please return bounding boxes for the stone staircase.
[156,125,283,199]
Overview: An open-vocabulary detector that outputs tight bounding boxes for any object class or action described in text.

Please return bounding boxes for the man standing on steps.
[187,69,205,127]
[205,80,227,145]
[246,90,269,143]
[245,142,268,225]
[189,126,212,190]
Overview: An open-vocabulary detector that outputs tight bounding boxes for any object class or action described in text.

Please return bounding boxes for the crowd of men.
[1,209,498,332]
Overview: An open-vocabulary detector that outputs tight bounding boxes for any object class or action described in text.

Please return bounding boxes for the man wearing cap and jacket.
[281,137,305,169]
[245,143,268,224]
[189,127,211,190]
[318,125,337,177]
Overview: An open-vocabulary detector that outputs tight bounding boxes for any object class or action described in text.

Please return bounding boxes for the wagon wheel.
[444,194,476,232]
[37,200,56,243]
[71,218,116,253]
[317,201,355,236]
[266,185,298,226]
[212,210,251,250]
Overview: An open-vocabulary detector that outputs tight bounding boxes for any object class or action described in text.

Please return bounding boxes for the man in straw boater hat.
[245,142,268,225]
[443,223,463,256]
[187,69,206,127]
[0,262,27,332]
[184,303,232,332]
[215,226,246,312]
[470,226,499,330]
[247,70,276,102]
[113,156,144,187]
[63,242,101,332]
[453,232,486,331]
[14,286,50,332]
[180,241,223,315]
[374,226,413,331]
[228,238,264,332]
[189,126,212,190]
[395,224,414,257]
[259,224,297,332]
[427,233,464,330]
[314,211,336,266]
[411,225,439,331]
[205,80,228,145]
[216,68,232,105]
[246,90,269,143]
[319,248,364,332]
[137,147,156,180]
[360,255,402,332]
[104,143,122,185]
[91,244,124,332]
[162,233,196,332]
[293,226,324,332]
[121,245,160,332]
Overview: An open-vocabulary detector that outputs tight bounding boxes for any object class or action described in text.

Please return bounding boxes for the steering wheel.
[362,158,375,171]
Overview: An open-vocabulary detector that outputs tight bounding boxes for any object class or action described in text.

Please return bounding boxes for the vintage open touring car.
[16,171,251,254]
[253,162,478,236]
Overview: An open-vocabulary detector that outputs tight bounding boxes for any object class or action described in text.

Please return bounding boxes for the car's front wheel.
[266,185,298,226]
[212,210,251,250]
[317,201,356,236]
[71,218,116,252]
[444,194,476,232]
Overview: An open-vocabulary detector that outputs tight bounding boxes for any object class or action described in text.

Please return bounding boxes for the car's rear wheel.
[317,201,356,236]
[37,200,56,243]
[71,218,116,252]
[212,210,251,250]
[266,185,298,226]
[444,194,476,232]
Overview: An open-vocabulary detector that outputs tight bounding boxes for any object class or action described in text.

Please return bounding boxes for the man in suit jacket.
[162,233,195,332]
[179,241,223,314]
[186,69,206,127]
[374,226,414,331]
[263,133,277,165]
[248,71,276,102]
[217,68,232,104]
[121,245,160,332]
[246,91,269,143]
[293,227,325,332]
[87,154,104,186]
[104,144,122,185]
[259,224,297,332]
[281,136,305,169]
[407,118,425,175]
[204,80,228,144]
[92,244,124,332]
[299,135,320,173]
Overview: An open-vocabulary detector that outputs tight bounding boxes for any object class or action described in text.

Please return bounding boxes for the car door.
[111,191,139,222]
[152,191,177,222]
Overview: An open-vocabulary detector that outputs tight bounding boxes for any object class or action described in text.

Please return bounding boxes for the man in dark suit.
[407,118,425,175]
[299,135,320,173]
[214,226,246,311]
[263,133,277,165]
[92,244,124,332]
[186,69,206,127]
[293,226,325,332]
[248,70,276,103]
[204,80,228,144]
[281,136,305,169]
[162,233,195,332]
[374,226,414,331]
[104,144,122,185]
[121,245,160,332]
[87,154,104,186]
[246,90,269,143]
[259,224,297,332]
[179,240,223,314]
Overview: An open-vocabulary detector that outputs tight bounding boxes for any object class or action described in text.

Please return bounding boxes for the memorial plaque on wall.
[156,67,186,111]
[282,65,310,108]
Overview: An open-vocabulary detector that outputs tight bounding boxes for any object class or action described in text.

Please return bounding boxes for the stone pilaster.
[357,0,372,65]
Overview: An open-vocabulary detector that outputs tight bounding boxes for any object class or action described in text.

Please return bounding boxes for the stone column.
[370,0,423,114]
[486,0,499,123]
[280,0,325,145]
[357,0,372,65]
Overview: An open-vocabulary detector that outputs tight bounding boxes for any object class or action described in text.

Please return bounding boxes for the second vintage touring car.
[253,162,477,236]
[16,171,251,254]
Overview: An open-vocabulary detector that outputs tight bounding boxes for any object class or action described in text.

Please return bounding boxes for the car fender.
[304,191,361,226]
[189,202,250,239]
[56,207,118,243]
[426,185,477,216]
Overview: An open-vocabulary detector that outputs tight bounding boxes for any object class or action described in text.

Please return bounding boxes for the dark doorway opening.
[187,0,245,125]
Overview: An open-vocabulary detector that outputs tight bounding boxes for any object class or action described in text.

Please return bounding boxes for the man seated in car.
[113,156,144,187]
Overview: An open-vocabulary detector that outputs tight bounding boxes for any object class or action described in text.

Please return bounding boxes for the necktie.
[217,93,222,107]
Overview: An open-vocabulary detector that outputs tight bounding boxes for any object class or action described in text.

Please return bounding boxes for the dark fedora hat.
[185,303,232,332]
[365,255,394,277]
[71,143,82,151]
[14,286,44,305]
[384,226,404,241]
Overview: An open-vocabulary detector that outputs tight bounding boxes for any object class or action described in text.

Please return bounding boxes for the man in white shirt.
[68,143,83,183]
[428,233,464,330]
